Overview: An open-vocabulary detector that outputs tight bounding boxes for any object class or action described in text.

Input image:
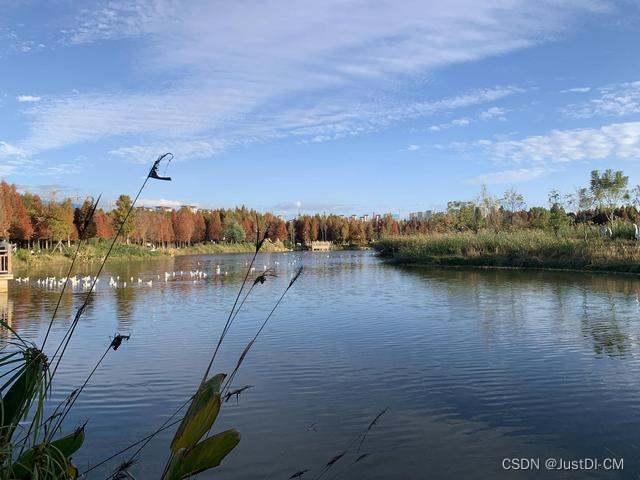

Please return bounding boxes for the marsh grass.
[376,230,640,273]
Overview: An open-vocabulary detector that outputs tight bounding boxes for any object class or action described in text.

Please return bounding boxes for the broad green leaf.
[0,348,47,445]
[170,373,225,453]
[11,426,85,479]
[165,429,240,480]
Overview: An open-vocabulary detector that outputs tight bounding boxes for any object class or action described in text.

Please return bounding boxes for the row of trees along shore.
[0,169,638,251]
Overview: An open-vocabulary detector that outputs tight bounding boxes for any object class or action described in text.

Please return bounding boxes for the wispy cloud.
[109,139,230,163]
[11,85,521,160]
[16,95,41,103]
[0,141,25,158]
[0,164,15,176]
[138,198,192,208]
[562,80,640,118]
[428,106,507,131]
[1,0,609,162]
[475,121,640,163]
[479,107,508,120]
[272,200,352,215]
[561,87,591,93]
[468,167,548,185]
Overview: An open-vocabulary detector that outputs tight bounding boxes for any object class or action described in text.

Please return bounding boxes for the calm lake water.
[5,251,640,478]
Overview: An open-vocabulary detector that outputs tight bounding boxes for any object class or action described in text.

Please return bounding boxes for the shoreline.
[14,240,291,270]
[384,259,640,277]
[374,232,640,276]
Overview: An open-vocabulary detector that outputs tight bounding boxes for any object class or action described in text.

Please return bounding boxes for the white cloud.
[0,164,16,176]
[428,106,508,131]
[561,87,591,93]
[0,141,25,158]
[109,139,230,163]
[406,144,420,152]
[468,167,548,185]
[5,0,608,160]
[139,198,191,208]
[16,95,41,103]
[17,85,520,157]
[481,122,640,163]
[451,118,471,127]
[479,106,508,119]
[563,80,640,118]
[272,200,351,215]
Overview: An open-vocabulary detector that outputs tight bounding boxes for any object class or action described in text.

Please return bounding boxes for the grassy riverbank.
[14,239,289,267]
[375,231,640,274]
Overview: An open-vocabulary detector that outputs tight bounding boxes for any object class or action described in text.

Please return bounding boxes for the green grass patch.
[14,240,289,267]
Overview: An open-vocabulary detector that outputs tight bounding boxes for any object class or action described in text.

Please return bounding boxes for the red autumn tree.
[207,210,223,241]
[94,209,115,239]
[192,212,206,243]
[174,207,195,245]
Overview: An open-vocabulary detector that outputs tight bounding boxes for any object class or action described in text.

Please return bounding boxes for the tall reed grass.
[376,230,640,273]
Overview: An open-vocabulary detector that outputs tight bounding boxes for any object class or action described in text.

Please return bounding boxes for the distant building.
[181,205,198,213]
[374,214,381,222]
[350,214,358,221]
[361,214,369,222]
[409,210,432,221]
[155,206,173,213]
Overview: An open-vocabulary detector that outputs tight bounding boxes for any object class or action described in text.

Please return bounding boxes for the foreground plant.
[0,342,84,478]
[1,155,173,479]
[2,156,303,479]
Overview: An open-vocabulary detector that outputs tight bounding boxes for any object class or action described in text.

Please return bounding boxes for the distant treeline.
[1,169,639,249]
[0,184,288,249]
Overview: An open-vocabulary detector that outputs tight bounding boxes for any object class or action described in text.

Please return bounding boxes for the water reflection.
[580,290,631,357]
[402,266,640,358]
[114,286,138,329]
[4,253,640,479]
[0,290,12,335]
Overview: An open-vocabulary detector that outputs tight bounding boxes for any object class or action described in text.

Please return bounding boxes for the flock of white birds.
[13,259,288,292]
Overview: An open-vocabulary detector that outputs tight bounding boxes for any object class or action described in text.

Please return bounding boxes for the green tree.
[224,219,246,243]
[529,207,550,230]
[471,206,484,233]
[500,188,525,227]
[49,199,76,249]
[111,195,136,243]
[572,187,594,240]
[447,201,476,231]
[548,190,570,236]
[590,169,629,226]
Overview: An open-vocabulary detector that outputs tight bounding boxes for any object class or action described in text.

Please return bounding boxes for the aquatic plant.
[2,158,305,479]
[376,230,640,273]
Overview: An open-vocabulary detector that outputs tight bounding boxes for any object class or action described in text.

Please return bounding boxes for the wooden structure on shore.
[309,241,333,251]
[0,241,13,293]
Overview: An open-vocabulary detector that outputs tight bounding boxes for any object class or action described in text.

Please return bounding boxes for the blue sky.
[1,0,640,217]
